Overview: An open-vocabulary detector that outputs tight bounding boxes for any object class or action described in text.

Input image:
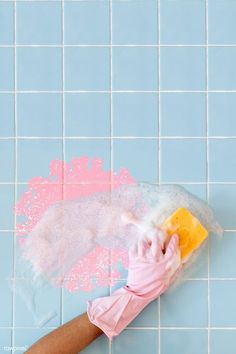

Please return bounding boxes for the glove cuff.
[87,286,158,340]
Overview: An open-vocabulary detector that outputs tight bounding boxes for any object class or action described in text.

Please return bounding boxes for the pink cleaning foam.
[15,157,135,291]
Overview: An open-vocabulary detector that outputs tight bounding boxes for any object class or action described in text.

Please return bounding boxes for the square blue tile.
[113,93,158,137]
[0,279,12,326]
[180,239,208,279]
[210,280,236,327]
[0,48,14,91]
[112,329,158,354]
[209,47,236,90]
[160,0,205,44]
[209,93,236,136]
[0,139,15,182]
[18,139,63,182]
[81,336,109,354]
[0,185,14,230]
[209,0,236,44]
[180,184,207,202]
[113,47,158,91]
[112,0,158,44]
[161,330,207,354]
[0,233,13,278]
[65,93,110,137]
[65,47,109,91]
[113,139,158,182]
[16,2,61,44]
[211,330,236,354]
[160,139,207,182]
[0,94,14,137]
[210,184,236,230]
[209,139,236,182]
[0,2,14,44]
[64,1,109,44]
[14,278,61,327]
[160,93,206,136]
[0,329,11,353]
[65,139,110,174]
[18,94,62,137]
[63,285,110,323]
[17,48,62,91]
[210,232,236,278]
[111,280,158,327]
[161,47,206,90]
[14,328,51,353]
[160,280,208,327]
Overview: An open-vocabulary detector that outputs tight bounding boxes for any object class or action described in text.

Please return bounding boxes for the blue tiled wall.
[1,1,236,354]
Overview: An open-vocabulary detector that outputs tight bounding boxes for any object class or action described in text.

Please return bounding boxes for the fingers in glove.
[129,242,138,259]
[138,238,149,257]
[164,234,179,261]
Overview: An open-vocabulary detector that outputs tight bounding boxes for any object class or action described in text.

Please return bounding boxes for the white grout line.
[157,1,161,353]
[60,0,65,327]
[2,89,236,93]
[1,136,236,140]
[11,0,17,352]
[0,136,212,139]
[205,1,211,353]
[2,44,236,48]
[109,1,113,353]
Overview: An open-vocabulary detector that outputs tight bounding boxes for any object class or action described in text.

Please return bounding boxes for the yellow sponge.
[162,207,208,260]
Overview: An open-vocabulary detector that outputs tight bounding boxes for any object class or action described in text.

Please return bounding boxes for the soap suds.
[15,157,135,291]
[14,156,222,325]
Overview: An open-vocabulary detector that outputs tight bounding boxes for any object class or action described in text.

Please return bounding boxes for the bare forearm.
[26,313,103,354]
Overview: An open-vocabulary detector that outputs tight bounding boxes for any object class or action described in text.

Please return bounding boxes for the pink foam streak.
[15,157,135,291]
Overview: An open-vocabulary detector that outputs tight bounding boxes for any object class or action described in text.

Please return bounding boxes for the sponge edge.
[162,207,208,261]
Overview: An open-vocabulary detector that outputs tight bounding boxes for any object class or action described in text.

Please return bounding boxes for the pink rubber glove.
[87,231,181,340]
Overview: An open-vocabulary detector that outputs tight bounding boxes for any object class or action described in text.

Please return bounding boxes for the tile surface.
[210,280,236,327]
[113,93,158,137]
[160,93,206,136]
[17,47,62,91]
[64,1,109,45]
[112,329,158,354]
[161,329,207,354]
[65,93,110,137]
[160,47,206,90]
[209,93,236,136]
[112,0,158,44]
[16,2,62,45]
[210,330,236,354]
[0,1,235,353]
[113,47,158,90]
[208,0,236,44]
[0,2,14,45]
[17,93,62,137]
[209,47,236,90]
[160,139,207,182]
[160,280,208,327]
[0,48,14,91]
[160,0,205,44]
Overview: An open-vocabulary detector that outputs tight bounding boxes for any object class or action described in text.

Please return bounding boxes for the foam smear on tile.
[14,183,223,326]
[21,183,222,281]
